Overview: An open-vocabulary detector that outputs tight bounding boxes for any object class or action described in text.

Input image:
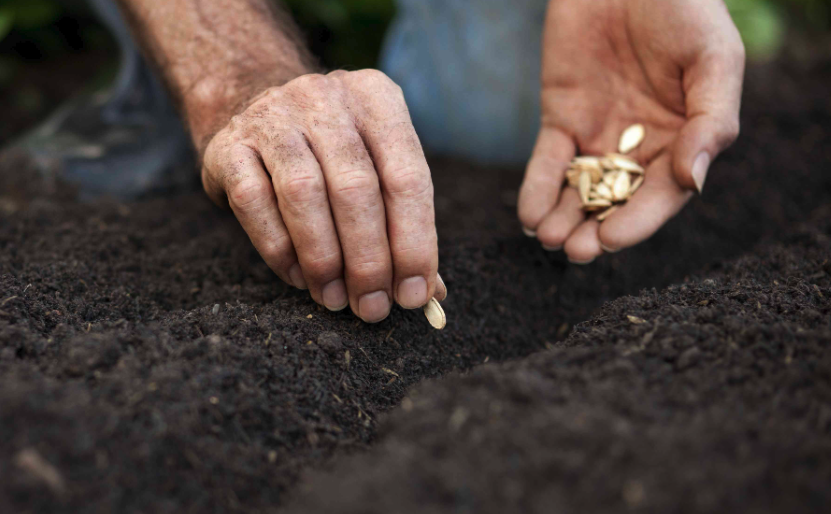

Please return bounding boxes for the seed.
[424,298,446,330]
[566,169,581,188]
[600,157,616,171]
[578,171,591,205]
[603,172,617,187]
[613,171,631,201]
[572,156,602,169]
[607,155,644,174]
[619,124,645,154]
[596,205,618,221]
[595,182,614,201]
[629,175,644,196]
[582,199,613,211]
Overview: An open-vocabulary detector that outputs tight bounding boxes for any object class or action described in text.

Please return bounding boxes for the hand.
[518,0,745,263]
[201,70,446,322]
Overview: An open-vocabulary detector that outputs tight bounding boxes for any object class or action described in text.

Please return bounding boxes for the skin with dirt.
[1,62,830,513]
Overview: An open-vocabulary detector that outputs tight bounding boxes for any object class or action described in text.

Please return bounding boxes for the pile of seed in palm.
[566,124,646,221]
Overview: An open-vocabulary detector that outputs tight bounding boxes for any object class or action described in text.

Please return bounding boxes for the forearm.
[115,0,318,153]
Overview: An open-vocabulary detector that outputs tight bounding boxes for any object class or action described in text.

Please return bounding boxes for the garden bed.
[1,60,830,513]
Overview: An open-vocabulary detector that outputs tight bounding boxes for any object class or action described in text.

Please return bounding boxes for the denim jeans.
[381,0,549,165]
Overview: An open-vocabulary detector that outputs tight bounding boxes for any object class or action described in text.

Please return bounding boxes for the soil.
[287,212,831,514]
[1,59,830,513]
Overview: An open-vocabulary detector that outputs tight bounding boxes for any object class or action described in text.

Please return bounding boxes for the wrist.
[183,65,313,156]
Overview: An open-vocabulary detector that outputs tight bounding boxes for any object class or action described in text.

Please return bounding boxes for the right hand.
[201,70,446,323]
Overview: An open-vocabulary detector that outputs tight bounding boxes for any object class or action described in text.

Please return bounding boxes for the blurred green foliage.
[0,0,62,43]
[727,0,787,59]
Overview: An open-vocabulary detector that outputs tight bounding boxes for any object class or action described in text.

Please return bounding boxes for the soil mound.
[1,61,830,513]
[287,211,831,514]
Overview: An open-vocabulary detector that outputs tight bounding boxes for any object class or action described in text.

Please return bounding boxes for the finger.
[307,114,395,323]
[673,43,745,193]
[536,186,586,251]
[598,153,693,252]
[518,126,576,235]
[347,70,439,311]
[434,273,448,302]
[206,144,300,288]
[563,218,603,265]
[261,133,347,311]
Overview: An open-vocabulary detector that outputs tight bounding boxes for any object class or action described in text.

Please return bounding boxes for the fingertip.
[397,276,428,309]
[691,152,710,194]
[536,187,585,251]
[288,263,308,290]
[564,221,603,265]
[517,126,576,230]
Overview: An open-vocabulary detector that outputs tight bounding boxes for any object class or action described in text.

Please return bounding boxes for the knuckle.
[303,252,342,279]
[288,73,335,100]
[392,239,437,269]
[348,258,391,285]
[352,68,388,84]
[258,236,293,268]
[331,169,379,198]
[385,164,432,198]
[228,176,272,210]
[351,69,403,95]
[280,173,327,205]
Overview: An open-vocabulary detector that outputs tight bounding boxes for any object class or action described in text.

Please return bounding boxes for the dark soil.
[287,211,831,514]
[1,60,830,513]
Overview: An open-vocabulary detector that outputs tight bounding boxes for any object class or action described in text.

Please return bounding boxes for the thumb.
[672,50,745,194]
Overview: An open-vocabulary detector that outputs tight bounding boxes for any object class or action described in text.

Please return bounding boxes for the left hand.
[518,0,745,263]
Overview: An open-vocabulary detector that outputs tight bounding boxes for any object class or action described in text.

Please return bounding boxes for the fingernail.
[522,227,537,238]
[600,243,620,254]
[359,291,391,323]
[288,263,307,290]
[322,279,348,311]
[542,244,563,252]
[568,257,596,265]
[692,152,710,194]
[436,273,448,301]
[397,276,428,309]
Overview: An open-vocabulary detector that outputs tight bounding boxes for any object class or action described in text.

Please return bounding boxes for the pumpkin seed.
[618,124,645,154]
[423,298,446,330]
[578,171,591,205]
[613,171,631,201]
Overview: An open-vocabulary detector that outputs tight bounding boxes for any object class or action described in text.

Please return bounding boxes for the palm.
[519,0,744,262]
[542,2,686,165]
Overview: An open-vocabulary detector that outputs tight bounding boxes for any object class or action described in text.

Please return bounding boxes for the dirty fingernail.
[542,244,563,252]
[322,279,348,311]
[692,152,710,194]
[436,273,448,302]
[523,227,537,238]
[397,277,428,309]
[288,263,307,290]
[359,291,391,323]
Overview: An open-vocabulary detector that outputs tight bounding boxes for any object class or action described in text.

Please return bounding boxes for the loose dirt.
[1,61,830,513]
[287,210,831,514]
